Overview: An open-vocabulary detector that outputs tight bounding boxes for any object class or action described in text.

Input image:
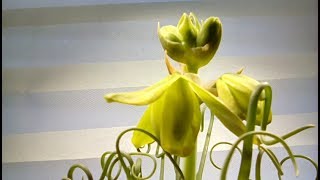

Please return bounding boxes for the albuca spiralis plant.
[62,12,318,180]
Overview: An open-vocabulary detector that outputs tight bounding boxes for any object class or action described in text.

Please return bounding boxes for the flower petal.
[131,105,156,148]
[130,74,202,157]
[182,76,249,138]
[151,77,201,157]
[216,78,245,119]
[104,73,180,105]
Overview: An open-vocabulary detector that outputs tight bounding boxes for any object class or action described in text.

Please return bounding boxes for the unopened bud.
[158,12,222,73]
[216,73,272,125]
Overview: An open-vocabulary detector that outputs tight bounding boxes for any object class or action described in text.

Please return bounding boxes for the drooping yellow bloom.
[216,73,272,126]
[105,73,252,157]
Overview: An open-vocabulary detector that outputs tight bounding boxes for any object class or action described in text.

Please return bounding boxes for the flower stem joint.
[158,12,222,73]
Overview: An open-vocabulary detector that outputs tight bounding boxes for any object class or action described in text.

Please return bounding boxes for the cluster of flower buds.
[158,12,222,73]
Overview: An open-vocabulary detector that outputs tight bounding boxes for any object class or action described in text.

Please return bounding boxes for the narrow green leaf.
[261,124,315,146]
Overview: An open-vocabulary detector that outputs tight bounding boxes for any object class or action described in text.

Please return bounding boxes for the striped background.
[2,0,318,179]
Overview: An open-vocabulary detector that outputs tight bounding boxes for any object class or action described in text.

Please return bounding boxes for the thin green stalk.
[160,155,165,180]
[196,112,215,180]
[259,83,272,131]
[255,149,264,180]
[156,145,166,180]
[238,83,272,180]
[174,156,181,180]
[183,139,197,180]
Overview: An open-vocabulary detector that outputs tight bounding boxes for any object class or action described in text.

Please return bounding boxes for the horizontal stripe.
[3,1,316,26]
[3,54,317,94]
[2,76,318,135]
[2,112,318,163]
[3,15,317,68]
[2,145,318,180]
[2,0,191,10]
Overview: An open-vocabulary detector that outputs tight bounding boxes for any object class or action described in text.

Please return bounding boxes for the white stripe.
[2,112,318,163]
[2,53,317,94]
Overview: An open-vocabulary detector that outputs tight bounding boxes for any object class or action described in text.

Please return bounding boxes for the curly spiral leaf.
[209,142,242,170]
[279,155,318,180]
[100,152,122,179]
[115,128,185,180]
[220,131,299,180]
[255,145,284,180]
[261,124,315,146]
[129,153,157,180]
[62,163,93,180]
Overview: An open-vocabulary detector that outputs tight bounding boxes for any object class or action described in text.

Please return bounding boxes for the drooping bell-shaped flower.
[158,12,222,73]
[105,73,256,157]
[216,73,272,126]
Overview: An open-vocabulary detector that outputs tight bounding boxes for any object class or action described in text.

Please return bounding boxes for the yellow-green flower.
[105,73,253,157]
[216,73,272,125]
[158,12,222,73]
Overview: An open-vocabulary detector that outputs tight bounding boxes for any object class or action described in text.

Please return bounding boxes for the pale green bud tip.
[197,17,222,48]
[158,12,222,73]
[177,13,198,46]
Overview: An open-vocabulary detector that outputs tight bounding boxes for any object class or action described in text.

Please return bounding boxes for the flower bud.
[177,13,198,46]
[158,12,222,73]
[158,25,185,60]
[216,73,272,125]
[195,17,222,64]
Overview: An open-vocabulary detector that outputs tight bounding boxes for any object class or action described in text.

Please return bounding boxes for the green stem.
[174,156,181,180]
[186,64,199,74]
[183,139,197,180]
[255,149,263,180]
[238,83,272,180]
[196,113,215,180]
[160,155,165,180]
